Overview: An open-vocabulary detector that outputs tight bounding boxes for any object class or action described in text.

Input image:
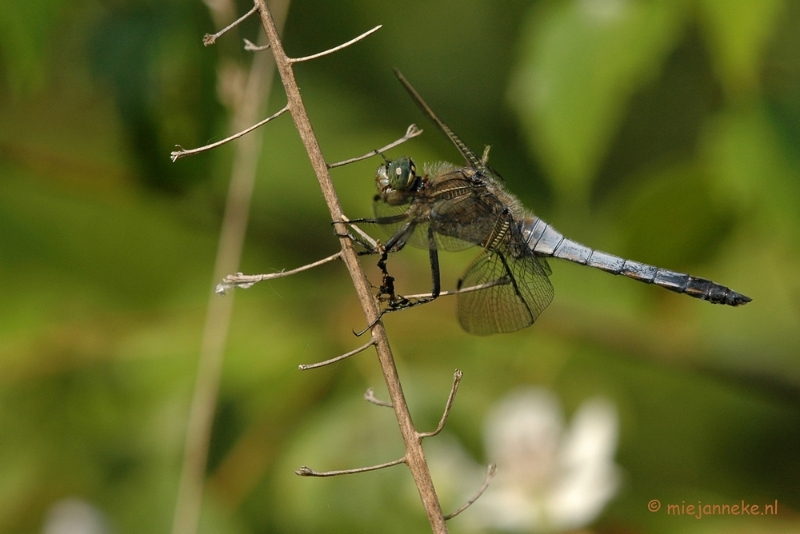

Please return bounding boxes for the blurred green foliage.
[1,0,799,533]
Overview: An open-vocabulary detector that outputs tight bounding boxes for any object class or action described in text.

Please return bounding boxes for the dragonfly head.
[376,156,417,193]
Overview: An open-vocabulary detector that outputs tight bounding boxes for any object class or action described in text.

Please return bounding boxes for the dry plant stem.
[399,279,508,301]
[171,3,290,534]
[419,370,462,439]
[216,251,341,294]
[296,457,406,477]
[364,387,393,407]
[171,105,289,161]
[289,25,382,63]
[298,339,376,370]
[203,4,258,45]
[328,124,423,168]
[444,464,497,520]
[254,3,449,533]
[244,38,270,51]
[338,215,380,250]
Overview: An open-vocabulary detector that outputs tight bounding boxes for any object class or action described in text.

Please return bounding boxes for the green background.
[1,0,799,532]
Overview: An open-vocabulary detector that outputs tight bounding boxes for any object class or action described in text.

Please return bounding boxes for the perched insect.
[347,70,750,335]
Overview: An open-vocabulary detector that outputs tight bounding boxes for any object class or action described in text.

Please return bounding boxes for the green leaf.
[697,0,785,98]
[0,0,65,94]
[510,0,688,203]
[701,106,800,234]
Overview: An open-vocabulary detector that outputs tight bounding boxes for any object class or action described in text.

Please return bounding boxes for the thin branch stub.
[298,339,376,370]
[328,124,423,169]
[295,456,406,477]
[444,464,497,520]
[216,252,342,295]
[243,38,270,51]
[401,278,509,302]
[203,5,259,46]
[289,25,382,64]
[364,387,393,408]
[419,370,463,439]
[172,105,289,161]
[333,215,381,252]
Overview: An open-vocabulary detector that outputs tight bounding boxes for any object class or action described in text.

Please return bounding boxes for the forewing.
[457,249,554,335]
[538,256,552,276]
[373,197,469,252]
[372,197,430,249]
[394,70,486,171]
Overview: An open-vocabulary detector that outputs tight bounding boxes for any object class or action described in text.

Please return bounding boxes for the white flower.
[448,388,621,533]
[42,498,109,534]
[578,0,629,24]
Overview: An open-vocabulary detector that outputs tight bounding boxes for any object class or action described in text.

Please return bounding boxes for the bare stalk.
[288,25,382,63]
[171,105,289,161]
[419,370,462,439]
[327,124,423,168]
[295,457,406,477]
[215,252,341,294]
[244,38,270,51]
[298,339,376,370]
[253,2,449,532]
[444,464,497,520]
[401,279,509,301]
[364,387,393,407]
[203,5,258,45]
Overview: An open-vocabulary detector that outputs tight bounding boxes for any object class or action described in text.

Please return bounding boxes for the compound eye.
[388,156,416,190]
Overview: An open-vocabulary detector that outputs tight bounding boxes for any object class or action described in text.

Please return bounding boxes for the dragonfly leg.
[351,222,420,336]
[334,228,380,253]
[346,220,445,335]
[426,225,442,300]
[378,225,441,311]
[332,213,413,254]
[375,248,415,310]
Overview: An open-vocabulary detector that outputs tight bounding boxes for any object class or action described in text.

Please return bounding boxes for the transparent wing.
[538,256,552,276]
[373,198,475,252]
[394,70,486,172]
[373,197,416,246]
[457,247,554,336]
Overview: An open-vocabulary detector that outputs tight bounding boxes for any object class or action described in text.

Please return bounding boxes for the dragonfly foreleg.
[354,228,441,337]
[354,263,433,336]
[345,214,448,334]
[381,226,441,308]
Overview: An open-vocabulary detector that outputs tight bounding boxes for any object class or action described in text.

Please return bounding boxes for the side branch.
[171,105,289,161]
[295,457,406,477]
[244,38,270,51]
[335,216,380,252]
[328,124,423,169]
[401,279,509,302]
[298,339,376,370]
[215,252,341,294]
[203,5,258,46]
[443,464,497,520]
[419,370,462,439]
[288,25,382,64]
[364,387,393,408]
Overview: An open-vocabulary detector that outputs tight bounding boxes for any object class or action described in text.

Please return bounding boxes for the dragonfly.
[346,70,751,336]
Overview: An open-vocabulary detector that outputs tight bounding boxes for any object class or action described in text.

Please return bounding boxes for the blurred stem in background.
[171,2,290,534]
